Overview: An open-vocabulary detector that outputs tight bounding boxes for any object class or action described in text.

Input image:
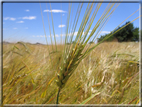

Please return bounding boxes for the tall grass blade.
[81,92,100,104]
[46,3,54,50]
[49,3,57,51]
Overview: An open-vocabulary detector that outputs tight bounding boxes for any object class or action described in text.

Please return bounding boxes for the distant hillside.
[35,42,43,45]
[2,41,45,45]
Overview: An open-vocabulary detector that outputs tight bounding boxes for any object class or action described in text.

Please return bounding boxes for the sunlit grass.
[2,1,141,105]
[3,42,139,104]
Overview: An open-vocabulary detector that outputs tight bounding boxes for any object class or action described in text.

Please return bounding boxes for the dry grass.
[2,42,140,104]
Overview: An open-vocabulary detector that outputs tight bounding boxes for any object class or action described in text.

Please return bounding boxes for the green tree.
[114,21,134,42]
[131,27,139,41]
[98,21,139,42]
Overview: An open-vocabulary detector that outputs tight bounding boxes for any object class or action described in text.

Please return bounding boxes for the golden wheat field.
[2,41,140,105]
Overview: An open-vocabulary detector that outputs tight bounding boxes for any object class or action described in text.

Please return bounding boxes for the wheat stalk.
[54,3,117,104]
[39,2,141,104]
[56,44,84,88]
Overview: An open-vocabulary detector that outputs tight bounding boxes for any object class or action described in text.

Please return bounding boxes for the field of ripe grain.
[2,42,140,105]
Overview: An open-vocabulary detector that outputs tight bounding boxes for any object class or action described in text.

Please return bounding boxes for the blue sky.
[3,2,140,44]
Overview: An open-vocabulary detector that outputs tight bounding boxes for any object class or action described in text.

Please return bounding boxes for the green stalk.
[46,3,54,51]
[49,3,57,51]
[56,88,61,104]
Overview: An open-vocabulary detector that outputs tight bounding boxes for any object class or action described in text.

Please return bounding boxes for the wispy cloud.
[25,9,30,12]
[66,31,78,36]
[74,32,78,36]
[10,18,16,21]
[47,32,87,37]
[4,17,9,20]
[13,28,17,29]
[63,14,65,16]
[32,35,46,37]
[58,25,65,28]
[17,21,24,23]
[100,31,111,34]
[67,31,90,36]
[48,34,60,37]
[22,16,36,20]
[4,17,16,21]
[48,34,54,38]
[33,31,96,38]
[44,9,66,13]
[40,35,45,37]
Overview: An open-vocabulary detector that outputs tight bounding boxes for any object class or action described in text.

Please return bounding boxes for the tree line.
[97,21,140,42]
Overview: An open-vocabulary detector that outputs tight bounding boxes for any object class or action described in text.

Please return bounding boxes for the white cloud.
[67,31,91,36]
[44,10,50,12]
[44,9,66,13]
[48,34,57,38]
[10,18,16,21]
[13,28,17,29]
[46,32,91,37]
[48,34,60,37]
[83,32,85,35]
[25,9,30,12]
[74,32,78,36]
[22,16,36,20]
[100,31,111,34]
[58,25,65,28]
[3,17,9,20]
[32,35,46,37]
[17,21,24,23]
[83,31,90,36]
[67,31,78,36]
[4,17,16,21]
[89,30,92,32]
